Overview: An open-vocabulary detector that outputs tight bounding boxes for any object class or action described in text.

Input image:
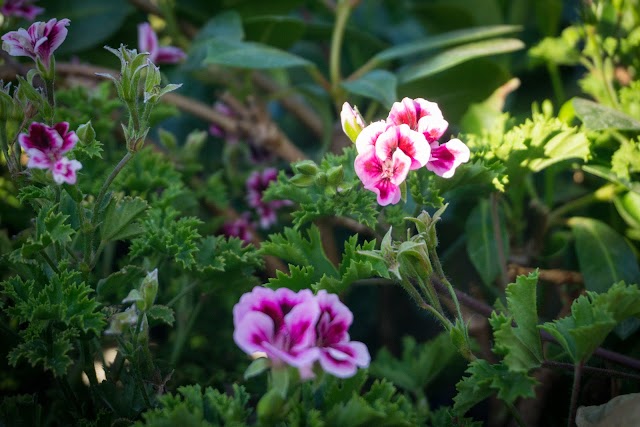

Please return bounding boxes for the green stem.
[547,183,619,226]
[329,1,353,107]
[45,78,56,119]
[170,297,204,365]
[40,250,60,274]
[506,401,527,427]
[490,193,508,288]
[547,62,565,106]
[57,377,82,415]
[0,120,14,174]
[348,56,380,81]
[568,361,584,427]
[166,281,199,308]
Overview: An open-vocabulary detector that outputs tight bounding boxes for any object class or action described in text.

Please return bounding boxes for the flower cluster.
[137,22,185,65]
[233,287,370,379]
[342,98,470,206]
[19,122,82,184]
[0,0,43,21]
[1,17,69,71]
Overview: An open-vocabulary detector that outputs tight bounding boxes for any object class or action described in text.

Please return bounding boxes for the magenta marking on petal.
[354,148,384,187]
[233,311,275,356]
[317,349,358,378]
[427,138,470,178]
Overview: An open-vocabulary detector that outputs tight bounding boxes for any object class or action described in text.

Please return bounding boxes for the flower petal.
[138,23,158,61]
[354,147,384,188]
[375,124,430,170]
[155,46,186,64]
[233,311,275,356]
[354,120,388,154]
[426,138,470,178]
[387,97,443,130]
[25,148,51,169]
[418,115,449,143]
[52,157,81,185]
[318,341,370,378]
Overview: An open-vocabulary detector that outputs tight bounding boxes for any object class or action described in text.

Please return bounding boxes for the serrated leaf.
[525,130,590,171]
[260,225,338,283]
[465,199,509,286]
[204,39,312,69]
[489,272,542,372]
[573,98,640,130]
[267,265,316,291]
[539,294,617,363]
[341,70,397,108]
[375,25,522,62]
[147,305,175,326]
[398,38,524,83]
[102,196,148,242]
[96,265,147,303]
[370,334,457,394]
[454,360,537,415]
[568,217,640,293]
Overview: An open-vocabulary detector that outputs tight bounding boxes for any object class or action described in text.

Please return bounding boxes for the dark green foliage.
[2,270,105,376]
[263,148,379,229]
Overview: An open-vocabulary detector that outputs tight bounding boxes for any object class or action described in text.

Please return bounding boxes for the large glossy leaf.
[341,70,397,108]
[573,98,640,130]
[375,25,521,62]
[568,217,640,293]
[465,199,509,287]
[398,38,524,83]
[43,0,134,54]
[204,39,312,69]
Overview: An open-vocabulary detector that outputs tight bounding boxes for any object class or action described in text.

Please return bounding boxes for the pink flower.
[246,168,290,229]
[426,138,470,179]
[0,0,44,21]
[233,287,321,372]
[19,121,82,184]
[388,97,470,178]
[314,290,370,378]
[354,145,411,206]
[138,22,185,65]
[354,122,424,205]
[387,97,444,131]
[1,18,70,69]
[221,213,254,245]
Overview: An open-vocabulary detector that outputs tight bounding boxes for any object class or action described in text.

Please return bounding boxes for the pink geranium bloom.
[138,22,185,65]
[426,138,471,179]
[387,97,444,130]
[314,290,370,378]
[246,168,290,229]
[0,0,44,21]
[233,287,320,372]
[355,145,411,206]
[1,18,70,69]
[19,121,82,184]
[221,212,254,245]
[356,122,429,171]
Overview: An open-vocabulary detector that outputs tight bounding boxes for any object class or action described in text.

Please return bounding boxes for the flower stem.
[40,250,60,274]
[506,401,527,427]
[568,361,584,427]
[170,296,204,366]
[329,0,353,107]
[547,183,619,226]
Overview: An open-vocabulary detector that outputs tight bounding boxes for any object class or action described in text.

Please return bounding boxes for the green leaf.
[341,70,397,108]
[369,334,457,394]
[243,358,269,380]
[96,265,147,303]
[539,294,616,363]
[454,360,537,415]
[204,39,312,69]
[194,11,244,41]
[43,0,134,54]
[146,305,175,326]
[375,25,522,62]
[267,265,316,291]
[573,98,640,130]
[489,272,542,372]
[101,196,148,242]
[465,199,509,286]
[260,225,338,283]
[568,217,640,293]
[398,38,524,83]
[615,191,640,229]
[525,130,590,172]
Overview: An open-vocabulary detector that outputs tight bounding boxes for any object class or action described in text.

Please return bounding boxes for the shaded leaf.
[399,38,524,83]
[341,70,397,108]
[568,217,640,293]
[204,39,312,69]
[573,98,640,130]
[101,196,148,242]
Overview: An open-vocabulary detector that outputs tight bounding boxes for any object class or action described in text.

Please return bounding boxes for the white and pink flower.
[1,18,70,70]
[0,0,44,21]
[354,144,411,206]
[19,121,82,184]
[233,287,370,379]
[314,290,370,378]
[233,287,321,373]
[138,22,185,65]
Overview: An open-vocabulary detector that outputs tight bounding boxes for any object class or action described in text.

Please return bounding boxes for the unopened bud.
[340,102,366,143]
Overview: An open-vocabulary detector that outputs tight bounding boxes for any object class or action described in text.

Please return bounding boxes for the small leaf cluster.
[263,147,379,229]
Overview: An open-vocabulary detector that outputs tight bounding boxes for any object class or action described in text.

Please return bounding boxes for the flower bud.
[294,160,319,176]
[140,268,159,312]
[340,102,365,143]
[76,121,96,144]
[326,165,344,186]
